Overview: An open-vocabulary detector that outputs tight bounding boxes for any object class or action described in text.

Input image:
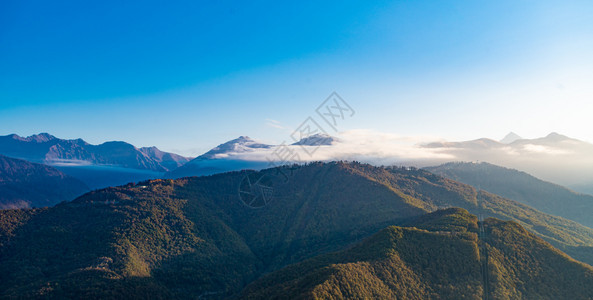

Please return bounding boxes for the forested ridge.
[426,162,593,228]
[241,208,593,299]
[2,162,593,298]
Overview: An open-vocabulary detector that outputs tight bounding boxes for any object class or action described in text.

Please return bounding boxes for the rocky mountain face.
[139,146,189,171]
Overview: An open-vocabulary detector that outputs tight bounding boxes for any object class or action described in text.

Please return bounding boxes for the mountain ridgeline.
[421,132,593,190]
[0,133,191,189]
[2,162,593,298]
[0,155,89,209]
[241,208,593,299]
[164,134,338,179]
[164,136,272,179]
[0,133,190,172]
[425,162,593,228]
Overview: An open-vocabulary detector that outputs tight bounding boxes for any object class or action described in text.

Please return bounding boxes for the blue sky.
[1,0,593,156]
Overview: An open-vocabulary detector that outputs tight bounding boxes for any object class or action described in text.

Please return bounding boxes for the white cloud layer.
[215,129,593,187]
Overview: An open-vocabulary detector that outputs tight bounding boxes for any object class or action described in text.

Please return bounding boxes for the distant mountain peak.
[546,132,567,139]
[198,136,271,159]
[227,136,259,145]
[225,136,265,146]
[500,132,522,144]
[8,133,57,143]
[534,132,572,144]
[0,133,187,173]
[292,133,338,146]
[35,132,56,141]
[101,140,134,147]
[141,146,159,151]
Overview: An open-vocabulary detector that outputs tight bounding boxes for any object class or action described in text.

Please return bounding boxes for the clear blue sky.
[2,0,593,156]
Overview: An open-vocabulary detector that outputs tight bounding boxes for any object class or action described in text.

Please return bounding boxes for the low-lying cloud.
[215,129,593,188]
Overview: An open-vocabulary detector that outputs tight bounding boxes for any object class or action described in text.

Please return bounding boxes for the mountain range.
[0,133,190,172]
[167,131,593,195]
[165,134,339,179]
[0,155,89,209]
[165,136,272,179]
[2,162,593,298]
[426,162,593,229]
[3,131,593,203]
[0,133,339,188]
[0,133,190,189]
[421,132,593,190]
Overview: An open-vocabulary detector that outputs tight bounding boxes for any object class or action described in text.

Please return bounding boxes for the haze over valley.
[2,1,593,298]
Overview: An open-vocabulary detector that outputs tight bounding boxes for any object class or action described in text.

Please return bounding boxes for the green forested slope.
[241,208,593,300]
[1,162,593,298]
[376,165,593,265]
[426,162,593,228]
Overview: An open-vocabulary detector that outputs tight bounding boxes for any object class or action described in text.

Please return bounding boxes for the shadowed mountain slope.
[241,208,593,299]
[2,162,593,298]
[425,162,593,228]
[0,133,189,172]
[0,155,89,209]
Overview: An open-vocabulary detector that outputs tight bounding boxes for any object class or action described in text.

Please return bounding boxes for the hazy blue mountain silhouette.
[0,154,89,209]
[0,133,190,189]
[0,133,190,172]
